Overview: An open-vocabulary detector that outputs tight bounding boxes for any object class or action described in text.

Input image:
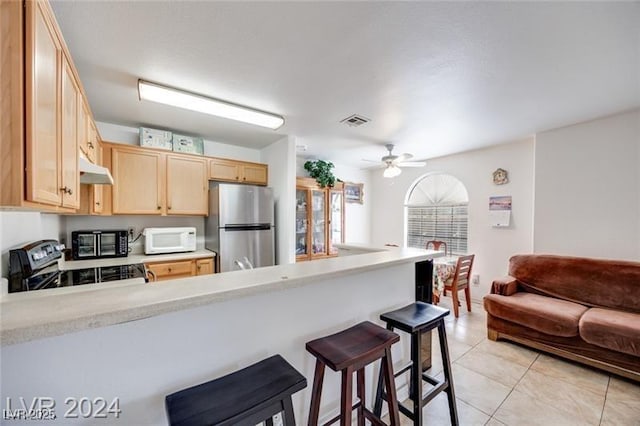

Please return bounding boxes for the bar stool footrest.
[422,372,440,387]
[393,362,413,378]
[421,380,449,407]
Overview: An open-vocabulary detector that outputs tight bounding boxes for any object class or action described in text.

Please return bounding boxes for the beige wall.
[534,109,640,260]
[369,138,536,301]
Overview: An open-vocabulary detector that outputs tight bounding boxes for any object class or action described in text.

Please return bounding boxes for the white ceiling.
[51,1,640,168]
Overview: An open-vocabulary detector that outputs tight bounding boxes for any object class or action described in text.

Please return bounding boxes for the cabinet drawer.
[146,260,195,280]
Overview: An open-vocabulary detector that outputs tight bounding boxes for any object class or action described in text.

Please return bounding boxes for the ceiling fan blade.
[395,153,413,162]
[397,161,426,168]
[361,158,381,163]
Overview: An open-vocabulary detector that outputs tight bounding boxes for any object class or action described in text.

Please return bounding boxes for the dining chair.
[444,254,475,318]
[425,240,448,256]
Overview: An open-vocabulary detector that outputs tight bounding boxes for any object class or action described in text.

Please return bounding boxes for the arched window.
[405,173,469,254]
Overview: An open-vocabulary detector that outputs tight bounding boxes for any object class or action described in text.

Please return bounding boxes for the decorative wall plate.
[493,168,509,185]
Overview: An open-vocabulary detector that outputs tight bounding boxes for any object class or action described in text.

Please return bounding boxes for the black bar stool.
[373,302,459,425]
[305,321,402,426]
[165,354,307,426]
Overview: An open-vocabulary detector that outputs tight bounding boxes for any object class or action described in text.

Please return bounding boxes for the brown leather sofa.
[484,254,640,381]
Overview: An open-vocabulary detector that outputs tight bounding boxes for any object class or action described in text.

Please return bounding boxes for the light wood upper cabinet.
[109,144,210,216]
[87,120,98,163]
[209,158,268,185]
[92,143,104,213]
[242,163,268,185]
[25,0,61,206]
[166,155,207,215]
[78,99,89,159]
[60,55,80,209]
[1,0,103,211]
[209,158,241,182]
[111,146,163,215]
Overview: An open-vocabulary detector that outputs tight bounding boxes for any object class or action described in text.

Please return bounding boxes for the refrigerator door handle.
[233,257,254,270]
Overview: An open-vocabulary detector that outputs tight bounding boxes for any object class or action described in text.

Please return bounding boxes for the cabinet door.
[112,147,163,214]
[310,189,327,258]
[86,120,98,163]
[60,56,79,209]
[77,99,89,159]
[92,143,104,213]
[209,158,240,182]
[25,0,62,206]
[196,258,214,275]
[295,188,310,261]
[167,155,207,215]
[328,189,344,255]
[241,163,268,185]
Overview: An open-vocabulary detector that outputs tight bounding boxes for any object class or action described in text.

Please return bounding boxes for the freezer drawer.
[219,228,275,272]
[217,184,274,226]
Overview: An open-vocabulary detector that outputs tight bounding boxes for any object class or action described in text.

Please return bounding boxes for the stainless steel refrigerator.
[205,183,275,272]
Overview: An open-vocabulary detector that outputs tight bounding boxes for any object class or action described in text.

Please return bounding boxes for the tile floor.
[387,297,640,426]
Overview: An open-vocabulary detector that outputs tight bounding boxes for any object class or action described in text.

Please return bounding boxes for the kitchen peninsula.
[1,247,440,424]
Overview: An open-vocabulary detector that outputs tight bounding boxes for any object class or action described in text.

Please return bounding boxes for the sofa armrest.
[491,276,520,296]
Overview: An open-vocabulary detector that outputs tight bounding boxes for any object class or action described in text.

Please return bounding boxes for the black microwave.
[71,230,128,260]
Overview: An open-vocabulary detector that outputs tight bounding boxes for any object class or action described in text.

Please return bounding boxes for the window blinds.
[406,204,468,254]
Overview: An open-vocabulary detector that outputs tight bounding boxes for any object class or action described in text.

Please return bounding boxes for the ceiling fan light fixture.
[383,165,402,178]
[137,80,284,130]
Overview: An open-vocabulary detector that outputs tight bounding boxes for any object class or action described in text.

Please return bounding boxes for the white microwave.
[143,227,197,255]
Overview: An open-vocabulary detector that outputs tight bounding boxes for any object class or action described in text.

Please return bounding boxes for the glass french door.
[311,190,327,257]
[329,190,344,254]
[295,189,309,258]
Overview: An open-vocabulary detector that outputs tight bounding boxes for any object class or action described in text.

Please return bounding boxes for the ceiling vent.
[340,114,370,127]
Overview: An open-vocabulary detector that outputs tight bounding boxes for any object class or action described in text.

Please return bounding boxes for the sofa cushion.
[579,308,640,357]
[484,293,589,337]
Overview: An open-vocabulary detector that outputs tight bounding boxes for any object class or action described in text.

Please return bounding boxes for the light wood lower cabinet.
[145,257,215,282]
[195,258,214,275]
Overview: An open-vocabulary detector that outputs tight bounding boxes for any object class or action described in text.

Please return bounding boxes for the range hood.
[79,155,113,185]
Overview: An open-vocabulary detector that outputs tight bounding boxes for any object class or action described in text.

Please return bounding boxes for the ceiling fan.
[364,144,426,178]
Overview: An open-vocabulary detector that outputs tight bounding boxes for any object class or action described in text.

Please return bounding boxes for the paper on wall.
[489,196,512,227]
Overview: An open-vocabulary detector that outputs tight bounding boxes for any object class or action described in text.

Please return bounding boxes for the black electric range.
[8,240,147,293]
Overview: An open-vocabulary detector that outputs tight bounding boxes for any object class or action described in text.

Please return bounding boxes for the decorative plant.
[304,160,336,188]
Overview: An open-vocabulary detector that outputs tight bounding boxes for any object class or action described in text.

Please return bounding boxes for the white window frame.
[403,172,469,254]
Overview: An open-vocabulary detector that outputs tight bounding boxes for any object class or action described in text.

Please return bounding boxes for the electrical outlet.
[472,274,480,286]
[128,227,136,239]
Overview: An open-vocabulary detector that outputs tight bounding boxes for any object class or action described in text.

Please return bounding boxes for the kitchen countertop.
[60,249,215,270]
[0,246,441,346]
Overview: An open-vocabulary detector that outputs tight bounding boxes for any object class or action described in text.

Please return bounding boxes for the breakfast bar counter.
[1,246,440,424]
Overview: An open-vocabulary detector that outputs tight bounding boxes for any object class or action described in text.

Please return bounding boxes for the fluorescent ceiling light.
[138,80,284,130]
[383,165,402,178]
